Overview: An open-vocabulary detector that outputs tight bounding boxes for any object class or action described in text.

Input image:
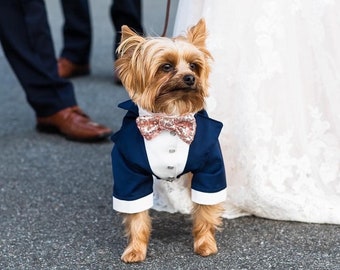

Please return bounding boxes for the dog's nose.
[183,75,195,86]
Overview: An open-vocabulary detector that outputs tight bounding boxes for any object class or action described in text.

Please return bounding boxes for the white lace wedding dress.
[152,0,340,224]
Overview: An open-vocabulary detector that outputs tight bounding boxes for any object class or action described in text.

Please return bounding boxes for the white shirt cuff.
[113,193,153,214]
[191,188,227,205]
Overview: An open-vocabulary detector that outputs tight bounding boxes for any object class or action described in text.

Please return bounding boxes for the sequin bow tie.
[136,114,196,144]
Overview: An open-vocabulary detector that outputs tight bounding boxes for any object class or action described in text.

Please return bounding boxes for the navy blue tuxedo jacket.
[111,100,227,213]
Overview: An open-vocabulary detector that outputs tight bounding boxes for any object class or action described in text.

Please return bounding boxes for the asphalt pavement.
[0,1,339,269]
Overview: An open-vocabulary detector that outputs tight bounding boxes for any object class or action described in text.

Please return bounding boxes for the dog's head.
[115,19,212,115]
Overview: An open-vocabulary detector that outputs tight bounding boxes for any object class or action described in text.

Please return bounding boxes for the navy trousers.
[60,0,92,65]
[0,0,77,117]
[111,0,144,59]
[59,0,144,63]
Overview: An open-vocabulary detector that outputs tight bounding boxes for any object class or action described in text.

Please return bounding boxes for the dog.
[111,19,227,263]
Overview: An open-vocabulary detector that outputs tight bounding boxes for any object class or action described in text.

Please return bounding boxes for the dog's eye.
[162,63,173,72]
[189,63,197,70]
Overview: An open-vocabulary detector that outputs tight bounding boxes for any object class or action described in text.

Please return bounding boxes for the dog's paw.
[121,246,147,263]
[194,239,218,257]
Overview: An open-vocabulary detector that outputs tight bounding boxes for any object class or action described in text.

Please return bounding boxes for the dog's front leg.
[192,203,224,257]
[121,210,151,263]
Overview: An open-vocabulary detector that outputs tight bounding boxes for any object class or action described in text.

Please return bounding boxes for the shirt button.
[167,165,174,170]
[169,149,176,153]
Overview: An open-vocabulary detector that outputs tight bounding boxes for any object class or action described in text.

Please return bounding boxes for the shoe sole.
[36,124,112,142]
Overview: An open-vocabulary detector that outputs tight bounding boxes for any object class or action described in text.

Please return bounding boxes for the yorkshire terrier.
[111,19,227,263]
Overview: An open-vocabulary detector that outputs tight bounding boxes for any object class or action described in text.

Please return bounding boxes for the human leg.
[58,0,91,78]
[110,0,144,60]
[0,0,76,117]
[0,0,112,141]
[60,0,91,65]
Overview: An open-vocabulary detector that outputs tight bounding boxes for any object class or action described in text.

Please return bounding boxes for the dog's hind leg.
[121,210,151,263]
[192,203,224,257]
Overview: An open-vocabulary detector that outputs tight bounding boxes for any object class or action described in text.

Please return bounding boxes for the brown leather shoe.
[36,106,112,142]
[58,58,90,78]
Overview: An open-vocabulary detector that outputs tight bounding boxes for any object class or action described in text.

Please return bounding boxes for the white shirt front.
[138,106,190,181]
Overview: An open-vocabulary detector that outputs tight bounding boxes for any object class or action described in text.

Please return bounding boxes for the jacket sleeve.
[190,140,227,205]
[111,145,154,213]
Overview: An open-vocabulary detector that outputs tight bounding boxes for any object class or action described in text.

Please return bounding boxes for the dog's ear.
[120,25,139,42]
[115,26,146,97]
[117,26,145,58]
[186,18,207,48]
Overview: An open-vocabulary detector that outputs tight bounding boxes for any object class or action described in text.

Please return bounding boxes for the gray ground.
[0,1,339,269]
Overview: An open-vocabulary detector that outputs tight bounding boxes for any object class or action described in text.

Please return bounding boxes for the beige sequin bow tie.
[136,114,196,144]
